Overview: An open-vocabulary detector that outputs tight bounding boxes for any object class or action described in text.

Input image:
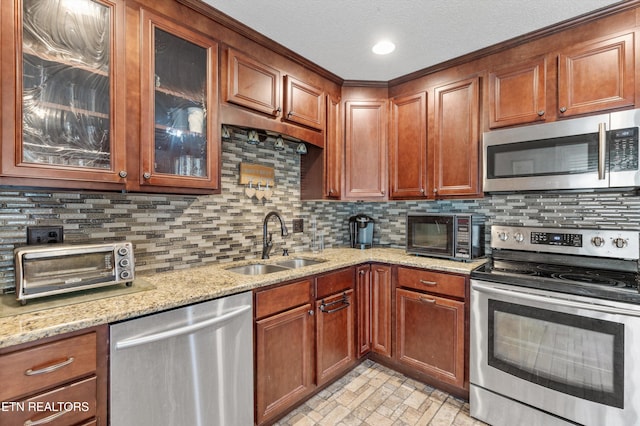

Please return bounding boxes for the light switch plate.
[292,218,304,233]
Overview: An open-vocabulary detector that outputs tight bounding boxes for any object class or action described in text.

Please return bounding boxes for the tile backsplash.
[1,128,640,292]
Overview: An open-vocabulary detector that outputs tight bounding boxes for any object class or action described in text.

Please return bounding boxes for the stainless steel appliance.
[483,108,640,192]
[110,291,253,426]
[14,242,134,304]
[470,225,640,426]
[406,213,484,261]
[349,214,374,249]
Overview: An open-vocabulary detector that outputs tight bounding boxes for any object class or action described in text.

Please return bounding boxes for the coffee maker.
[349,214,374,249]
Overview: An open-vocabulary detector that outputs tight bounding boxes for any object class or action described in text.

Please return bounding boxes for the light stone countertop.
[0,248,485,349]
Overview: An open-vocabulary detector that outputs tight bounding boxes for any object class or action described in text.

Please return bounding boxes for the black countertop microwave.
[406,213,485,261]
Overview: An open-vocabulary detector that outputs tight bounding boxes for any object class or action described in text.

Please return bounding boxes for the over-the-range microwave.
[483,108,640,192]
[406,213,485,261]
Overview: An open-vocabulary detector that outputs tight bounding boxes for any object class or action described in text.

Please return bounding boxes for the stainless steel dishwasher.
[110,291,253,426]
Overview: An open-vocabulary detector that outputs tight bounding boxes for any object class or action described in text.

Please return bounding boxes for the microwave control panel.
[609,127,638,172]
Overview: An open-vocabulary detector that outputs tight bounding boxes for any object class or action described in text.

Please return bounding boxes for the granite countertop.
[0,248,485,349]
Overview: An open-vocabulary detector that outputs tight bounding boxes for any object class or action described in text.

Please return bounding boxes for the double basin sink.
[225,258,326,275]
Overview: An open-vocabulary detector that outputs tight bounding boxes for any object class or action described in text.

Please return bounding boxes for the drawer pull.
[320,292,350,314]
[24,407,73,425]
[24,357,75,376]
[419,297,436,304]
[419,279,437,286]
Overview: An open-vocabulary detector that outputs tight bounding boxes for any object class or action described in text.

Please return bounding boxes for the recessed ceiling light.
[372,40,395,55]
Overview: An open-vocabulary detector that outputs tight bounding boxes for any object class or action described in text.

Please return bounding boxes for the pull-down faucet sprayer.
[262,211,288,259]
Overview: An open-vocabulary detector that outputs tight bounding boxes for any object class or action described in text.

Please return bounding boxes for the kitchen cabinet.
[344,99,388,200]
[432,76,481,198]
[225,48,325,132]
[324,94,342,198]
[356,264,392,358]
[488,57,547,128]
[389,92,428,199]
[315,268,356,385]
[395,267,466,391]
[1,0,127,190]
[557,32,634,118]
[135,7,220,191]
[0,326,108,425]
[254,279,314,425]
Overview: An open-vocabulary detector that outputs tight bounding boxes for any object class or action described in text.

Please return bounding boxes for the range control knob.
[514,232,525,243]
[613,237,628,248]
[591,236,605,247]
[497,232,509,241]
[120,270,132,280]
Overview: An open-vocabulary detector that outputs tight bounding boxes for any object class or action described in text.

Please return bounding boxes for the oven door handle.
[472,281,640,317]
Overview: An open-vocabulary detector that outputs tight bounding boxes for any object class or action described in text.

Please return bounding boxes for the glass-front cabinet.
[138,9,219,190]
[2,0,126,186]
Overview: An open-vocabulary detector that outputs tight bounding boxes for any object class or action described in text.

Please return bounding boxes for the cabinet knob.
[433,188,438,194]
[420,188,425,194]
[275,107,282,114]
[559,107,567,113]
[118,170,128,178]
[143,172,151,180]
[287,111,293,118]
[537,110,545,117]
[359,270,365,276]
[308,310,315,316]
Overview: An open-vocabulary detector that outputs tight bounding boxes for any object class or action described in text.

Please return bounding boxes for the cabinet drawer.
[315,267,354,299]
[396,267,466,298]
[4,376,96,426]
[255,279,311,319]
[0,332,97,401]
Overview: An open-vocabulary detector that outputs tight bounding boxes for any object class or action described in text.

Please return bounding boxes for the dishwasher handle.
[115,304,252,350]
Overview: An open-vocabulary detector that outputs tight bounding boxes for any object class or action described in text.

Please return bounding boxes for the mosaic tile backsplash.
[1,128,640,292]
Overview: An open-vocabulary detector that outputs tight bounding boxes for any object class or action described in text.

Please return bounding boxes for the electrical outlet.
[292,218,304,233]
[27,226,64,244]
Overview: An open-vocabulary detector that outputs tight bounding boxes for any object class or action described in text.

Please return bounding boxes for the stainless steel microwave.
[406,214,485,261]
[483,108,640,192]
[14,242,135,304]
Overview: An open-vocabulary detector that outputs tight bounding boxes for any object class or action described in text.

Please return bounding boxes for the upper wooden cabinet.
[389,92,428,199]
[432,76,481,198]
[1,0,127,189]
[344,99,388,200]
[488,57,547,128]
[558,32,634,118]
[136,8,220,191]
[225,48,325,131]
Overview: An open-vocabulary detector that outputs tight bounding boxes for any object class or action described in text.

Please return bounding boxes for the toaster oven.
[14,242,135,304]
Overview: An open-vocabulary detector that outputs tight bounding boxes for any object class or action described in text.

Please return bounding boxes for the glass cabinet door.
[139,9,219,189]
[4,0,126,183]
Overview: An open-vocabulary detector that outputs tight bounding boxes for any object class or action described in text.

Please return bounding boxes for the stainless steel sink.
[275,258,326,269]
[225,264,289,275]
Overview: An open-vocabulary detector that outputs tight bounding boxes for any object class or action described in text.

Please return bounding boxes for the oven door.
[470,279,640,426]
[406,215,454,258]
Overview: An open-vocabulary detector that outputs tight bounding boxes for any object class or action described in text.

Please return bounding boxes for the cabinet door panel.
[390,92,428,199]
[356,265,371,357]
[432,76,480,197]
[255,304,314,425]
[226,48,281,117]
[489,58,546,128]
[139,9,219,189]
[396,288,465,388]
[316,289,355,385]
[284,75,324,130]
[324,95,342,198]
[344,100,387,199]
[371,264,392,357]
[558,33,634,117]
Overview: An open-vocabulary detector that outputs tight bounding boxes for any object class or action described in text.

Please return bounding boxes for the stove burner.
[552,273,626,287]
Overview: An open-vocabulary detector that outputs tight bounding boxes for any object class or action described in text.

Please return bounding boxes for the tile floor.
[274,360,489,426]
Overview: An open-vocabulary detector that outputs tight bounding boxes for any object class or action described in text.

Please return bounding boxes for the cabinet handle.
[559,106,567,113]
[419,296,437,304]
[143,172,151,179]
[24,356,75,376]
[537,110,545,117]
[320,292,350,314]
[419,279,437,286]
[118,170,128,178]
[24,407,74,426]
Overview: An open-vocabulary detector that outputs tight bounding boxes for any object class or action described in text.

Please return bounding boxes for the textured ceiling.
[202,0,623,81]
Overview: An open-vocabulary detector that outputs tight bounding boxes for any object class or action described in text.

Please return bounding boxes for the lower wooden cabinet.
[371,264,392,358]
[395,287,466,389]
[0,326,107,426]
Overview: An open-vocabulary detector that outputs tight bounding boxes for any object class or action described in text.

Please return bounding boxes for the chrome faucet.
[262,211,288,259]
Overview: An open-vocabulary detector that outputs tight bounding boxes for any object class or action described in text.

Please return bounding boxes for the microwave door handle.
[598,122,606,180]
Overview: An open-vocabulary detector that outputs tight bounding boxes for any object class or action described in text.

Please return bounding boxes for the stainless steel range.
[470,225,640,426]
